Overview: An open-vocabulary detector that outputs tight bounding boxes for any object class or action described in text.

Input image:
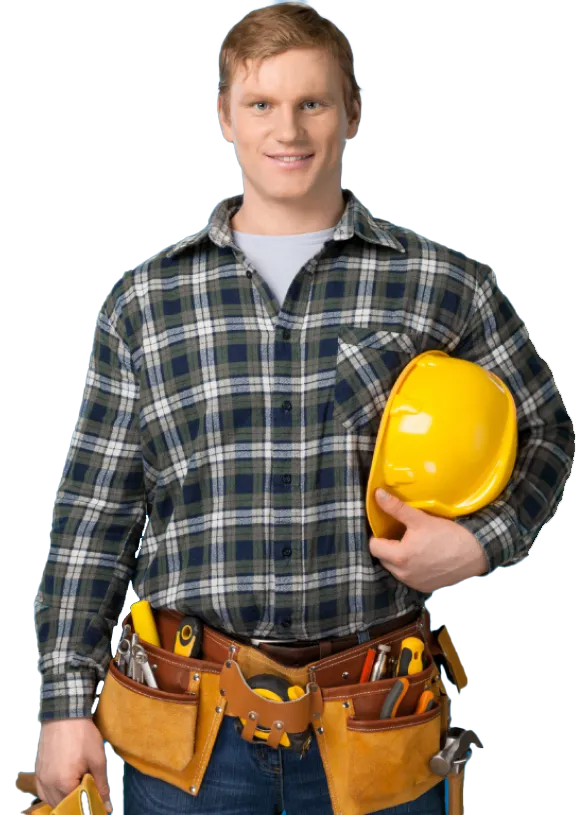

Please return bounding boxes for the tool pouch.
[93,609,227,797]
[93,607,465,814]
[312,615,453,815]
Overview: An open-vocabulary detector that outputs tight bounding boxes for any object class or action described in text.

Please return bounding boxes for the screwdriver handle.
[130,600,161,647]
[396,637,425,676]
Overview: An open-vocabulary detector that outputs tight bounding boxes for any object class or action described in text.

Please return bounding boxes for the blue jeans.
[123,713,447,814]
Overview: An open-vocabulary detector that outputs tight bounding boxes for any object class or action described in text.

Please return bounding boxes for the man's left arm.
[448,260,574,575]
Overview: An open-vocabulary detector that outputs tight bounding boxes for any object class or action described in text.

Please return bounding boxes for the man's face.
[217,47,360,203]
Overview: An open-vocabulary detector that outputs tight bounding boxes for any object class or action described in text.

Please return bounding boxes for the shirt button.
[246,270,253,278]
[282,547,292,558]
[281,619,292,628]
[282,400,292,411]
[282,329,290,340]
[282,473,292,485]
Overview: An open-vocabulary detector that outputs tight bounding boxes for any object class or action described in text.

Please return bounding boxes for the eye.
[251,101,324,111]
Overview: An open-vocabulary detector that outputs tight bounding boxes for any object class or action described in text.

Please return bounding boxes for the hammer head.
[429,727,483,776]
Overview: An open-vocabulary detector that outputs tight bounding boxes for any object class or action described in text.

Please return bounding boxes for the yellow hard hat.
[366,350,518,540]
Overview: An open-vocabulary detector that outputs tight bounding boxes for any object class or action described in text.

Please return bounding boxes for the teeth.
[273,155,310,162]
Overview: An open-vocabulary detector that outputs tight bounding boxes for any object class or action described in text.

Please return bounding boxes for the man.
[34,3,574,814]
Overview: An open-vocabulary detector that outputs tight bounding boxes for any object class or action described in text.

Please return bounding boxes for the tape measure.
[234,673,313,754]
[173,616,203,657]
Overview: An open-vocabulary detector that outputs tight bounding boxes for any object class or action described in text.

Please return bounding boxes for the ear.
[346,98,361,139]
[217,94,233,144]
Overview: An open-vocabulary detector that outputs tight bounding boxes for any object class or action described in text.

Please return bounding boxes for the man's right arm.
[35,290,147,722]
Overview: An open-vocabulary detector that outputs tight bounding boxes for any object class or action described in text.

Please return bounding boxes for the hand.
[35,717,113,812]
[369,489,489,592]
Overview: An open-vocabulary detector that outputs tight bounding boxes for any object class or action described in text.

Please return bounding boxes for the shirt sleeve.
[34,294,147,721]
[451,261,574,574]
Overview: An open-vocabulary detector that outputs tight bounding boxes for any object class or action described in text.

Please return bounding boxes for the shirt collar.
[165,188,405,259]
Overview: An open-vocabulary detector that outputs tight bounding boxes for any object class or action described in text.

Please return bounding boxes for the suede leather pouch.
[92,613,227,798]
[311,624,452,815]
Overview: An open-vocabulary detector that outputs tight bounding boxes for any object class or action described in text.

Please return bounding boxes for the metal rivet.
[151,664,158,671]
[343,701,350,708]
[317,727,324,734]
[193,673,200,681]
[220,689,226,696]
[275,722,283,730]
[190,786,197,794]
[342,672,349,680]
[249,712,257,720]
[215,706,222,713]
[225,660,232,668]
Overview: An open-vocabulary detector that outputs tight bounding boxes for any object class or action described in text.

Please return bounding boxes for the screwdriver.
[130,600,161,647]
[395,637,425,676]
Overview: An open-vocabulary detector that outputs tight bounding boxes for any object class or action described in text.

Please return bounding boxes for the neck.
[231,183,346,235]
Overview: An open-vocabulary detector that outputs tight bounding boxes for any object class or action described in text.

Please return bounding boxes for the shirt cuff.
[38,669,100,722]
[452,502,529,575]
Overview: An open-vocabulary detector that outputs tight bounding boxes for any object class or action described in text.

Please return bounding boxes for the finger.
[40,782,68,809]
[89,755,113,812]
[375,489,425,529]
[34,777,47,803]
[369,536,406,568]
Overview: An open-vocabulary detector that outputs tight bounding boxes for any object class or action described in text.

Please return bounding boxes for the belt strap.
[242,606,425,666]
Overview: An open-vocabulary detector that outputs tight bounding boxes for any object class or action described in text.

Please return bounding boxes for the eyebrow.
[242,91,336,102]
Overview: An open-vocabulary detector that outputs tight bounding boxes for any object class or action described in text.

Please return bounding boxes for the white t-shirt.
[232,226,336,310]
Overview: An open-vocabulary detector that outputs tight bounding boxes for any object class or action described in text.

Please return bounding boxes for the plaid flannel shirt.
[34,188,574,720]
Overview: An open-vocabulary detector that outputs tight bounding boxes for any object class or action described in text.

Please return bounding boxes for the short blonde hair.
[218,2,362,121]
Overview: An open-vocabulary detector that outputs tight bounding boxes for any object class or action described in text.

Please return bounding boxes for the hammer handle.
[447,770,465,815]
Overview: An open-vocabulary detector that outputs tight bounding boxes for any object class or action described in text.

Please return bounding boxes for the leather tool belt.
[93,605,467,815]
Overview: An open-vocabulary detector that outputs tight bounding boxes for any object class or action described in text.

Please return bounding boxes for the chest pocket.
[333,326,420,436]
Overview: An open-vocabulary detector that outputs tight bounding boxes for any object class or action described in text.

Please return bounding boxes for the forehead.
[231,48,341,96]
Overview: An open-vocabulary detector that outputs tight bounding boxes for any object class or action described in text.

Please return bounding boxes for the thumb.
[374,488,424,529]
[87,752,113,813]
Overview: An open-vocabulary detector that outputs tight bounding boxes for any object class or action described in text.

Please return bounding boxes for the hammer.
[429,727,483,815]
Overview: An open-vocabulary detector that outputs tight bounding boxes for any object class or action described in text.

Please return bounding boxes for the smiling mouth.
[266,154,315,167]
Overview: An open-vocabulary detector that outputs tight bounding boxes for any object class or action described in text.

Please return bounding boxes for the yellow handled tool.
[395,636,425,676]
[130,600,161,646]
[173,616,203,657]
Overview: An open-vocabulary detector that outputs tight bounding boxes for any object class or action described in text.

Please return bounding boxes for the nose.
[273,105,306,140]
